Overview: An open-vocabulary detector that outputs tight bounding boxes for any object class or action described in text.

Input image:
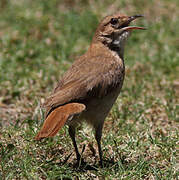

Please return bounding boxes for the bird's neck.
[109,31,130,59]
[89,40,125,60]
[108,43,125,60]
[90,32,130,60]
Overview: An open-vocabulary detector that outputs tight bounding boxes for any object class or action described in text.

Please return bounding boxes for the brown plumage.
[35,103,86,140]
[35,12,145,166]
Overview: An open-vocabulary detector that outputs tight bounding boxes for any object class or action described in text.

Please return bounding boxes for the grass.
[0,0,178,179]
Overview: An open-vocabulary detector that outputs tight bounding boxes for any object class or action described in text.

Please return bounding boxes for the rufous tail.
[35,103,86,140]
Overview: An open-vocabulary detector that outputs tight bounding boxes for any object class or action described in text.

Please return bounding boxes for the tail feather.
[35,103,86,140]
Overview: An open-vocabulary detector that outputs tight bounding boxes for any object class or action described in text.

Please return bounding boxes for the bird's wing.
[43,54,124,115]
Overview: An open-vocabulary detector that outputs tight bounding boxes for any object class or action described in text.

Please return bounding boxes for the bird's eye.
[110,18,118,25]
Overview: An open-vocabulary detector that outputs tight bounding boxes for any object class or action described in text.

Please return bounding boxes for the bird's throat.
[109,31,130,59]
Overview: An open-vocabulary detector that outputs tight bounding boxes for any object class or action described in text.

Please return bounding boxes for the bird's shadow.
[72,160,115,172]
[52,144,129,172]
[61,156,120,172]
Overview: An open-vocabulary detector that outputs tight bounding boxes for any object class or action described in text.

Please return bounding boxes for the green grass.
[0,0,178,179]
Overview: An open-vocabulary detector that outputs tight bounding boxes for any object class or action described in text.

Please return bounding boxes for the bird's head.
[93,13,146,57]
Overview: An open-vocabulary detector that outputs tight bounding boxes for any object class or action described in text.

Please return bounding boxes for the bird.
[35,12,145,167]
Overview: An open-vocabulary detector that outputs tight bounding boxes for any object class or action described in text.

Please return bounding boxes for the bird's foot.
[98,158,115,168]
[73,158,97,171]
[76,157,86,167]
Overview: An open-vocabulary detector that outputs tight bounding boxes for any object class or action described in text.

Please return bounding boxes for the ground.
[0,0,178,179]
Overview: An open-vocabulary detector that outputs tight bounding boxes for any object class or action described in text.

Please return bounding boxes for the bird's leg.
[95,124,103,167]
[68,125,81,162]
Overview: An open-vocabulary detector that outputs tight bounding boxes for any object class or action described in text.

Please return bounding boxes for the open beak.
[121,15,146,31]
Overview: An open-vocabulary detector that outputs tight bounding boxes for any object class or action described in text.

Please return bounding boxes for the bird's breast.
[80,83,123,127]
